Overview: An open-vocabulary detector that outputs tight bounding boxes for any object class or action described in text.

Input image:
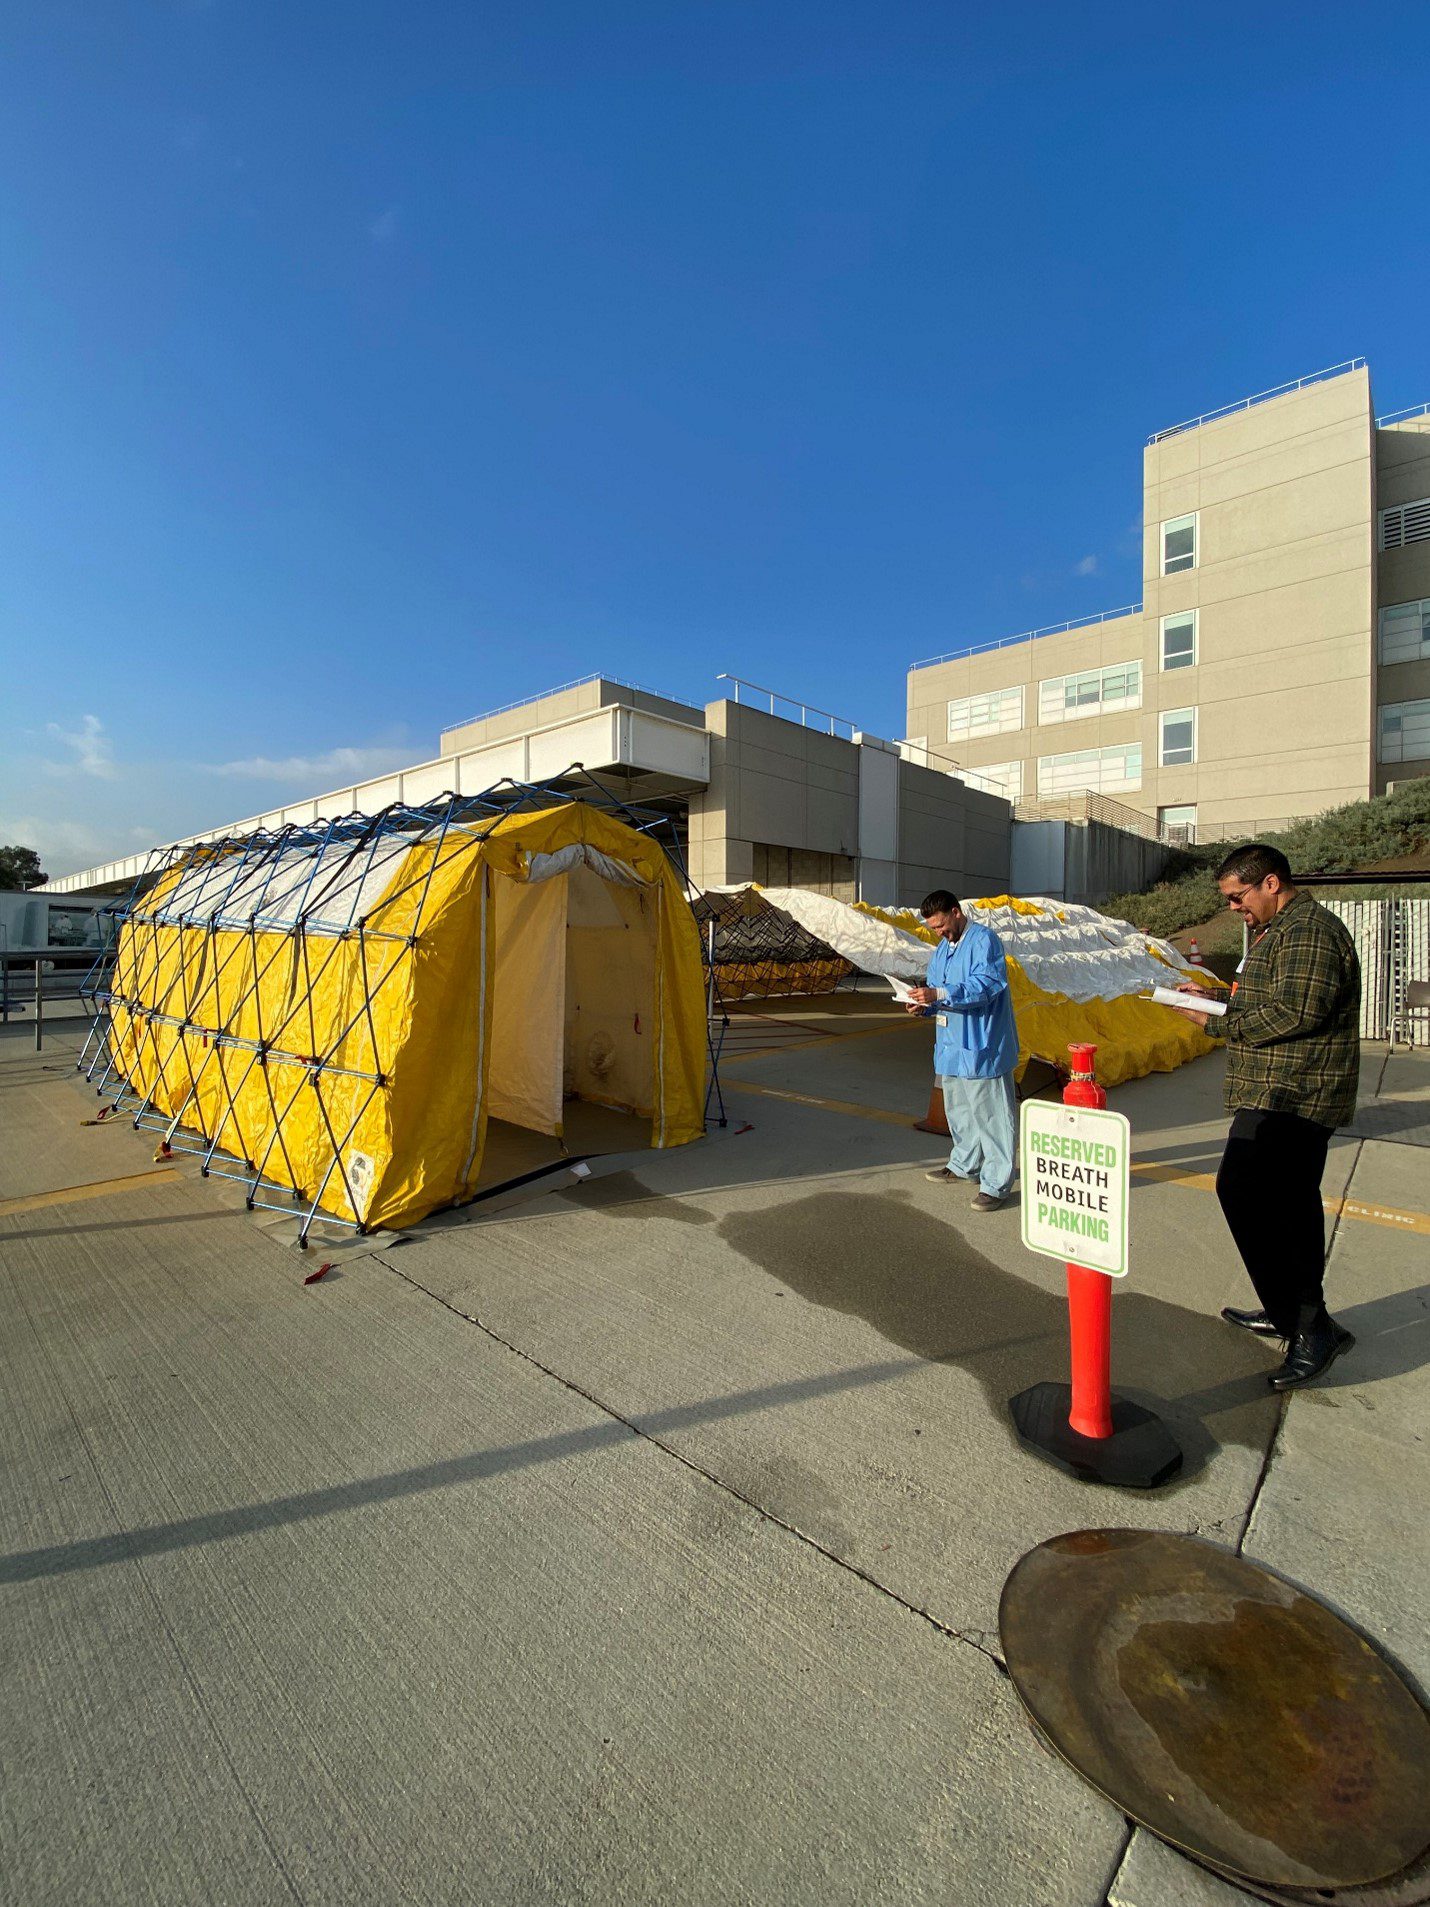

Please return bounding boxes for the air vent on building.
[1380,497,1430,550]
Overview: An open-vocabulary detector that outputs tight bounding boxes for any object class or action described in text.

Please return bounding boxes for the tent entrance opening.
[487,860,658,1144]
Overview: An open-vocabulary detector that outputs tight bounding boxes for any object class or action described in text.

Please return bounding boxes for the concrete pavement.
[3,999,1428,1904]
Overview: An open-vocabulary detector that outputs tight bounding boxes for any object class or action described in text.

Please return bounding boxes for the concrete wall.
[441,679,703,755]
[685,700,1013,903]
[1374,417,1430,794]
[1008,819,1174,907]
[686,700,861,891]
[905,610,1146,805]
[896,759,1010,904]
[1144,367,1376,832]
[906,363,1382,840]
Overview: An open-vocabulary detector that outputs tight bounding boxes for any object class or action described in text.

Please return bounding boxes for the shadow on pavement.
[1320,1282,1430,1390]
[0,1356,921,1586]
[716,1190,1280,1486]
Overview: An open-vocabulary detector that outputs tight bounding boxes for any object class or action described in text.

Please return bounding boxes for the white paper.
[1148,984,1227,1018]
[887,974,919,1003]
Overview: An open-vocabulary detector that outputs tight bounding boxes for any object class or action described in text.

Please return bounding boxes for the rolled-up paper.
[1149,984,1227,1017]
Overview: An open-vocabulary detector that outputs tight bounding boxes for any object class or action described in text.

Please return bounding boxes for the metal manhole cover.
[999,1529,1430,1891]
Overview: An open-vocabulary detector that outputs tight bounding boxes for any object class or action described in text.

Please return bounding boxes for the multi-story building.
[905,360,1430,842]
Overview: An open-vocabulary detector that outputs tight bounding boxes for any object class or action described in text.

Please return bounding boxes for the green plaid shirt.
[1222,890,1361,1128]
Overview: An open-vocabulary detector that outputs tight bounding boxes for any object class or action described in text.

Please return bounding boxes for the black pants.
[1215,1107,1334,1336]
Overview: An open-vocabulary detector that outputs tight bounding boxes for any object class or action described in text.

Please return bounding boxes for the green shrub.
[1101,781,1430,937]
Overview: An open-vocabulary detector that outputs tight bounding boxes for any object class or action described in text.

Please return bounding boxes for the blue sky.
[4,2,1428,875]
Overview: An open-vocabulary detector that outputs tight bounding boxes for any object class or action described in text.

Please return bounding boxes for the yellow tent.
[100,801,707,1235]
[854,894,1223,1087]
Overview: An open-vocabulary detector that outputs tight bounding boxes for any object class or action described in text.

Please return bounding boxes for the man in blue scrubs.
[906,889,1020,1211]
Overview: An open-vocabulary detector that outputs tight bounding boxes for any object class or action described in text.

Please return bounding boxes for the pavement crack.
[9,1267,307,1905]
[1238,1134,1365,1556]
[372,1251,1010,1678]
[1099,1820,1138,1907]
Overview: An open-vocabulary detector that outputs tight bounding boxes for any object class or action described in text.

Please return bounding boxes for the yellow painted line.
[1129,1161,1220,1194]
[0,1168,182,1221]
[726,1081,1430,1237]
[1129,1164,1430,1237]
[723,1078,919,1130]
[1331,1196,1430,1239]
[724,1017,921,1056]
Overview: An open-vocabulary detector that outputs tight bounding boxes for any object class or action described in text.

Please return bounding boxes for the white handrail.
[1378,402,1430,428]
[1147,358,1366,444]
[448,673,686,732]
[715,674,859,739]
[909,604,1143,674]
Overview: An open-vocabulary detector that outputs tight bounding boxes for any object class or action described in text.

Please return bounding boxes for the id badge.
[936,1013,950,1028]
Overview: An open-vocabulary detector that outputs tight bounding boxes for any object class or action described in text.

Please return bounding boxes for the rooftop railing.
[1146,358,1366,445]
[893,738,1013,799]
[909,604,1143,674]
[447,673,688,732]
[1377,402,1430,428]
[715,674,861,740]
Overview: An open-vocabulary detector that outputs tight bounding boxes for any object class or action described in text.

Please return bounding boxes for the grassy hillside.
[1102,779,1430,940]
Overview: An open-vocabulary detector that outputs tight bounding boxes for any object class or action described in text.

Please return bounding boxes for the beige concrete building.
[906,361,1430,842]
[51,676,1016,909]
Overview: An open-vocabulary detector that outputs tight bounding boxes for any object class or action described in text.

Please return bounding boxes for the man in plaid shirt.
[1181,842,1360,1390]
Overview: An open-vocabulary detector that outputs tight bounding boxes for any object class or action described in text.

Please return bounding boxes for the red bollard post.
[1063,1042,1113,1440]
[1007,1040,1182,1488]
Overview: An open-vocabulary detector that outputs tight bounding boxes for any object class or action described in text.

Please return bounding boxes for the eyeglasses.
[1222,879,1268,906]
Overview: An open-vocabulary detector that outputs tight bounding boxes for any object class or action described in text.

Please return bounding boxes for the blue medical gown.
[925,923,1020,1079]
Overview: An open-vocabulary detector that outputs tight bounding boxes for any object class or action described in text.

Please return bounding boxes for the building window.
[1380,599,1430,665]
[1161,513,1197,575]
[1160,610,1198,670]
[1036,743,1143,798]
[1037,662,1142,726]
[1158,804,1198,844]
[1159,708,1197,766]
[1379,699,1430,764]
[947,686,1023,742]
[974,759,1023,800]
[1379,498,1430,552]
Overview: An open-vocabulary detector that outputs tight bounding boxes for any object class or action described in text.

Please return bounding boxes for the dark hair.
[1216,842,1292,886]
[920,889,961,917]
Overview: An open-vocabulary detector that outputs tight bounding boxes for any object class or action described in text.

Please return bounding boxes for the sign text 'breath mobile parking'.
[1019,1100,1131,1278]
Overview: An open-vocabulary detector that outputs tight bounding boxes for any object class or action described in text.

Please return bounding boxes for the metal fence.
[0,954,98,1051]
[1321,899,1430,1045]
[1013,791,1165,843]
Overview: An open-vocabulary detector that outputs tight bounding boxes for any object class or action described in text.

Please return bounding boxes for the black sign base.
[1009,1382,1182,1489]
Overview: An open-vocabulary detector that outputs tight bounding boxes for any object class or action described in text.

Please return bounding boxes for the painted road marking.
[724,1016,922,1059]
[1331,1196,1430,1238]
[724,1079,919,1130]
[724,1080,1430,1238]
[0,1168,182,1221]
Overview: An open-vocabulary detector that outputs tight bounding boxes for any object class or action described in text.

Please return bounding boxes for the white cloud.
[370,207,399,243]
[204,745,413,785]
[1074,554,1099,577]
[44,715,118,780]
[0,815,156,876]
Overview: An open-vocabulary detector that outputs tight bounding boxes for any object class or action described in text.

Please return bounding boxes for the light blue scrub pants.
[940,1073,1018,1198]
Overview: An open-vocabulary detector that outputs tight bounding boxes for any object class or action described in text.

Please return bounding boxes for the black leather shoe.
[1269,1323,1355,1391]
[1220,1307,1282,1339]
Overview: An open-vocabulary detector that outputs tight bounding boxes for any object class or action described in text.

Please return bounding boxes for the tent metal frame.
[78,767,724,1247]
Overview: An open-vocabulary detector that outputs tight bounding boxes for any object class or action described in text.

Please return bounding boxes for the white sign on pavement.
[1019,1100,1131,1278]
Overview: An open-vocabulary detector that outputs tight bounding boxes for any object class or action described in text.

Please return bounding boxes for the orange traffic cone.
[914,1083,949,1135]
